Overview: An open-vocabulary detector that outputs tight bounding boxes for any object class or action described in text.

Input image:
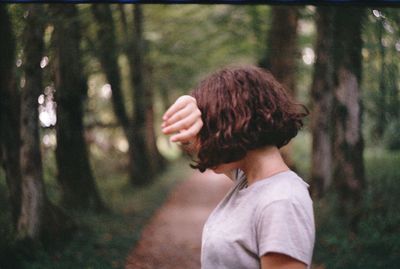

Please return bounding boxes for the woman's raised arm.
[161,95,203,144]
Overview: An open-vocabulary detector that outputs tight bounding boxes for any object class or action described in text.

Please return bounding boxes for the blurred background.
[0,3,399,269]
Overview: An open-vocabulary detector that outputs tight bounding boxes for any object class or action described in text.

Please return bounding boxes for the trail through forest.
[125,170,232,269]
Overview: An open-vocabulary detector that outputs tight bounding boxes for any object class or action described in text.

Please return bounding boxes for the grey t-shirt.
[201,170,315,269]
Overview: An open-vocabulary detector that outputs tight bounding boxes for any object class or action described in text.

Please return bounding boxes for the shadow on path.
[125,170,232,269]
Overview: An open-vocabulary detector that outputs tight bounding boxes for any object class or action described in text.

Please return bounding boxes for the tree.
[376,14,387,138]
[129,5,153,185]
[91,4,165,186]
[362,9,400,150]
[310,7,335,198]
[263,6,300,169]
[332,7,366,228]
[91,4,130,136]
[50,4,105,211]
[143,64,166,174]
[17,4,73,243]
[0,4,22,229]
[118,5,165,185]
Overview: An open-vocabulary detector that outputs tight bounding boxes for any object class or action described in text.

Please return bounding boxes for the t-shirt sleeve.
[255,199,315,267]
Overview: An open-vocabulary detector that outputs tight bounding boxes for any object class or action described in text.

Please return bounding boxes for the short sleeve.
[255,199,315,267]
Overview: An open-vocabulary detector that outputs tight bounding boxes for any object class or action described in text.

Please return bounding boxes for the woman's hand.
[161,95,203,144]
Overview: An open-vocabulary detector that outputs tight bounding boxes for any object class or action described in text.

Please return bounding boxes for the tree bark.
[18,5,73,243]
[128,5,153,185]
[127,5,156,185]
[310,7,335,198]
[376,18,387,138]
[118,5,166,185]
[332,7,366,228]
[264,6,300,169]
[144,65,166,173]
[265,6,299,93]
[0,5,22,229]
[50,4,105,211]
[91,4,130,136]
[91,4,164,180]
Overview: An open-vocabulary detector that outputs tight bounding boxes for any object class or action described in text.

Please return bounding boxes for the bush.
[383,119,400,150]
[0,156,190,269]
[313,150,400,269]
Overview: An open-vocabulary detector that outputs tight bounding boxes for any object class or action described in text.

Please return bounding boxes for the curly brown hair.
[188,65,308,172]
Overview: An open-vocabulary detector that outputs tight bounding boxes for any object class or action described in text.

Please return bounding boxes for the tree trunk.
[264,6,300,169]
[128,5,153,185]
[18,5,73,243]
[91,4,130,136]
[376,18,387,138]
[310,7,335,198]
[118,5,164,185]
[0,5,22,229]
[332,7,366,228]
[50,4,105,211]
[144,65,166,173]
[90,4,163,181]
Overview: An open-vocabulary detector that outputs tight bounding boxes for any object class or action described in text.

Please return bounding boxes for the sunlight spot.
[146,31,161,42]
[362,48,369,59]
[16,59,22,67]
[39,86,57,127]
[88,80,96,98]
[39,110,57,127]
[157,136,181,160]
[38,94,45,105]
[44,85,54,95]
[298,19,314,35]
[42,133,57,147]
[395,41,400,52]
[306,5,316,12]
[381,37,389,48]
[101,84,112,99]
[40,56,49,68]
[20,77,26,89]
[302,47,315,65]
[372,9,380,18]
[383,21,394,34]
[116,138,129,153]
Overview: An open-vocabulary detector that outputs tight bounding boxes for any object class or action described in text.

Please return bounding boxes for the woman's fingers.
[162,110,200,135]
[163,104,193,127]
[161,95,202,143]
[162,95,196,121]
[170,119,203,143]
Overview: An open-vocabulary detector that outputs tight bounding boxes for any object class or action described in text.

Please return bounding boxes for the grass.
[291,132,400,268]
[2,132,400,269]
[312,149,400,269]
[0,152,191,269]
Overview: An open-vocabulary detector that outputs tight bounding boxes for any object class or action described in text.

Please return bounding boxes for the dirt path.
[125,170,232,269]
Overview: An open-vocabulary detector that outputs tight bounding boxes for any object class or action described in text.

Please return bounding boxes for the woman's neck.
[240,146,289,186]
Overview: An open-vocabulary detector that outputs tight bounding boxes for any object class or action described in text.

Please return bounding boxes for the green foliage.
[313,149,400,269]
[0,153,190,269]
[0,171,18,268]
[362,8,400,145]
[146,5,269,99]
[383,119,400,150]
[291,130,312,179]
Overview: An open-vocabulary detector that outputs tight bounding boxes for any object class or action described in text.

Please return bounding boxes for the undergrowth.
[0,154,190,269]
[313,149,400,269]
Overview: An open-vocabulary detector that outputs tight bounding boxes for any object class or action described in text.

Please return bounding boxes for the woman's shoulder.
[252,171,312,208]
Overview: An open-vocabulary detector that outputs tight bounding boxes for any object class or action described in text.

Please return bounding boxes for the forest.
[0,3,399,269]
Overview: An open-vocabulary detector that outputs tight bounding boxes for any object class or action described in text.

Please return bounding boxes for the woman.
[161,65,315,269]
